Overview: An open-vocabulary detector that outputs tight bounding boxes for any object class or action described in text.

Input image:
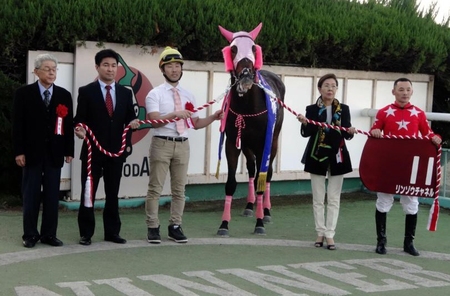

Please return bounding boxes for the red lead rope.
[77,86,442,231]
[77,99,219,208]
[274,97,441,231]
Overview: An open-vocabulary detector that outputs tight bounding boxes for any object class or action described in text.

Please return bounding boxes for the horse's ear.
[254,45,263,70]
[222,46,234,72]
[249,23,263,40]
[219,25,234,42]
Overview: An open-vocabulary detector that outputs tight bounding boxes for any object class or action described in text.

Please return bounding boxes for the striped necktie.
[172,88,185,134]
[43,89,50,107]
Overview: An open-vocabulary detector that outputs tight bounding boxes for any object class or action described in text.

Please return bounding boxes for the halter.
[233,65,256,82]
[232,65,258,96]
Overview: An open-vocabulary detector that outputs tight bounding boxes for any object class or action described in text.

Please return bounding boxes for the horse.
[216,23,285,236]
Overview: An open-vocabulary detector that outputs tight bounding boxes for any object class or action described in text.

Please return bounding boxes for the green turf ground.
[1,192,450,295]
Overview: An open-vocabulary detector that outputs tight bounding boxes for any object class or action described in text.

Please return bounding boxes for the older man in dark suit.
[13,53,74,248]
[74,49,140,246]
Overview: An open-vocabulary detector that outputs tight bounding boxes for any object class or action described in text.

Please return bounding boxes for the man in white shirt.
[145,47,222,244]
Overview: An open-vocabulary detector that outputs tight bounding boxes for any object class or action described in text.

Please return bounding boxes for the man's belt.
[154,136,189,142]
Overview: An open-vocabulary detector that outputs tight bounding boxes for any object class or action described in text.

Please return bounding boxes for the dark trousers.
[22,154,61,240]
[78,158,123,238]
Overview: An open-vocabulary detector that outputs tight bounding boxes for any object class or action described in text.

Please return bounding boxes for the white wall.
[28,43,434,200]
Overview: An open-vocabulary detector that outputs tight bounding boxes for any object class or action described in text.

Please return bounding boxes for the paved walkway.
[1,192,450,295]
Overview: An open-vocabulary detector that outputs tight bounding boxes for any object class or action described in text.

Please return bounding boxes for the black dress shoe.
[79,236,92,246]
[104,235,127,244]
[40,236,63,247]
[22,236,39,248]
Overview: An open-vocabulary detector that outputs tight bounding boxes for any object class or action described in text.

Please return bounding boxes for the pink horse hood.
[218,23,262,42]
[218,23,263,70]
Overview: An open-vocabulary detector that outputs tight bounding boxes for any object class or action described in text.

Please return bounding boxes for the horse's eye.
[231,45,237,54]
[252,45,256,53]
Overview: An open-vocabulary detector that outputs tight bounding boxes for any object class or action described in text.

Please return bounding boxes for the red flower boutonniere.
[185,102,195,129]
[185,102,195,112]
[56,104,68,118]
[55,104,68,135]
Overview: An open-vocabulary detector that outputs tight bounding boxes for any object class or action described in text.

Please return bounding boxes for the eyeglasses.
[321,84,338,90]
[38,67,58,73]
[161,54,183,62]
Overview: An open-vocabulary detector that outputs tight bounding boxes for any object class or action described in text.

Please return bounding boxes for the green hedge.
[1,0,450,197]
[0,71,22,199]
[2,0,450,78]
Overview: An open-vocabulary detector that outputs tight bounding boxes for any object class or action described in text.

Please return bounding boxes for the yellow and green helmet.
[159,46,184,68]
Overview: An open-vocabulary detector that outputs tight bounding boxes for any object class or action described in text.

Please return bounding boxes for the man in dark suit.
[74,49,140,246]
[13,53,74,248]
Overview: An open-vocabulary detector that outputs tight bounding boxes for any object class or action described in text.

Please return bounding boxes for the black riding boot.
[403,214,420,256]
[375,210,387,254]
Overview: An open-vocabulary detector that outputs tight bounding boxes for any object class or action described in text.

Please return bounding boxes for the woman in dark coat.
[297,73,356,250]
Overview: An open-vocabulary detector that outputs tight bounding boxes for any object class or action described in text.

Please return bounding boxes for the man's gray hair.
[34,53,58,69]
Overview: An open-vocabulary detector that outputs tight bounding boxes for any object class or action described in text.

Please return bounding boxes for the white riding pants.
[375,192,419,215]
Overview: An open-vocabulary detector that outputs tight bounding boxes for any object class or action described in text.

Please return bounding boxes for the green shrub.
[0,70,22,200]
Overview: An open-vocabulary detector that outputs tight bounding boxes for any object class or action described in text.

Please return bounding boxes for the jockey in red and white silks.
[369,77,441,256]
[371,101,434,215]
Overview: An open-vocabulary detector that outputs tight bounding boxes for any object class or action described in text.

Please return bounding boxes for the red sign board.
[359,137,438,198]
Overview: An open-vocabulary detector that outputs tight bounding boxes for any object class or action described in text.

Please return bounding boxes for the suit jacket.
[74,81,136,162]
[300,102,353,176]
[12,82,74,168]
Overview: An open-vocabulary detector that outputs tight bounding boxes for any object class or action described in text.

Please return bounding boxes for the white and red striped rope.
[80,80,442,231]
[257,81,442,231]
[78,91,228,207]
[76,94,226,158]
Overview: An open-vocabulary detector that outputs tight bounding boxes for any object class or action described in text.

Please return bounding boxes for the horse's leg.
[263,131,281,223]
[261,165,275,223]
[217,141,240,237]
[253,161,266,235]
[254,191,265,235]
[242,149,256,217]
[263,171,272,223]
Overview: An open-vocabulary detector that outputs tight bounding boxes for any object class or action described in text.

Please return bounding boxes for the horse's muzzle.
[236,68,255,95]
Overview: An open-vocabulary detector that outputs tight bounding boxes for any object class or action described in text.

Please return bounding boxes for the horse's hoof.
[263,215,272,223]
[254,226,266,235]
[217,228,229,237]
[242,209,254,217]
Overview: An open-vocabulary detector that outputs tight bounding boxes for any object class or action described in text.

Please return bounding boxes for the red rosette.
[185,102,195,128]
[185,102,195,111]
[56,104,68,118]
[55,104,68,135]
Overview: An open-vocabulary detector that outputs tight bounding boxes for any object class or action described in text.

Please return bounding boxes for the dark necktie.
[43,90,50,107]
[105,85,113,117]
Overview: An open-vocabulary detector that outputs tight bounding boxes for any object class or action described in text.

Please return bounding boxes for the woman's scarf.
[311,97,343,162]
